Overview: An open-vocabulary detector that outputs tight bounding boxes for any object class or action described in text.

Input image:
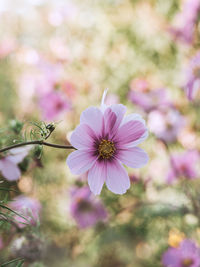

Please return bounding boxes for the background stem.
[0,140,75,153]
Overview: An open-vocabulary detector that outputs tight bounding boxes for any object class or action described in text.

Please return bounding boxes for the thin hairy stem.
[0,140,75,153]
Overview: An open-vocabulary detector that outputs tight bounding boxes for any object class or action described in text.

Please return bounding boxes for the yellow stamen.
[98,139,115,159]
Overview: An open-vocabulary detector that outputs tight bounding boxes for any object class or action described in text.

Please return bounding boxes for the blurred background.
[0,0,200,266]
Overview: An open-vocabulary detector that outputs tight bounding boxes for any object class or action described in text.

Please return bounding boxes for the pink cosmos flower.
[130,78,149,92]
[0,147,31,181]
[34,60,72,120]
[39,90,71,121]
[148,109,185,143]
[169,0,200,44]
[184,52,200,101]
[35,61,62,95]
[162,239,200,267]
[67,91,148,195]
[167,150,199,184]
[70,186,107,228]
[9,195,41,228]
[129,88,171,113]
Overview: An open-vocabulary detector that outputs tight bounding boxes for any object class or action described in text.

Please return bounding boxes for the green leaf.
[0,204,29,222]
[1,258,24,267]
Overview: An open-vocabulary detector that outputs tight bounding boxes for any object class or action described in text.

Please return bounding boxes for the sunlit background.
[0,0,200,266]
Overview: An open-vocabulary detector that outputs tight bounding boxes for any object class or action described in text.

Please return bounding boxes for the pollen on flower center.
[98,139,115,159]
[181,258,194,267]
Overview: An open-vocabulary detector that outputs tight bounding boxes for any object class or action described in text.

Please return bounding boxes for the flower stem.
[0,140,75,153]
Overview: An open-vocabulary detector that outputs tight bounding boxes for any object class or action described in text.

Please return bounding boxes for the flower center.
[77,200,94,212]
[180,164,188,174]
[98,139,115,159]
[181,258,194,267]
[55,100,64,110]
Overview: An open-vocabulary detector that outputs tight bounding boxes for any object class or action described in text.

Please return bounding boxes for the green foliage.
[1,258,24,267]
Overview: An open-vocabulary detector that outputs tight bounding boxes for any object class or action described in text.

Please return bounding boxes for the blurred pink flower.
[62,80,76,100]
[148,109,185,143]
[70,186,107,229]
[35,61,62,95]
[130,78,149,92]
[129,88,171,113]
[167,150,199,184]
[34,60,73,120]
[67,91,148,195]
[162,239,200,267]
[169,0,200,44]
[0,147,31,181]
[9,195,41,228]
[39,90,71,121]
[0,39,16,59]
[184,52,200,101]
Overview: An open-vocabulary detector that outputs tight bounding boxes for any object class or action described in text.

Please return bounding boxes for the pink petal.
[117,147,149,168]
[121,114,148,146]
[103,108,117,138]
[131,131,148,146]
[110,104,127,129]
[6,155,24,165]
[106,160,130,194]
[80,107,103,137]
[114,120,146,147]
[122,113,145,126]
[162,248,181,267]
[67,150,97,175]
[7,147,31,164]
[70,124,96,150]
[9,146,32,154]
[103,105,126,139]
[180,239,199,257]
[0,159,21,181]
[88,161,107,195]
